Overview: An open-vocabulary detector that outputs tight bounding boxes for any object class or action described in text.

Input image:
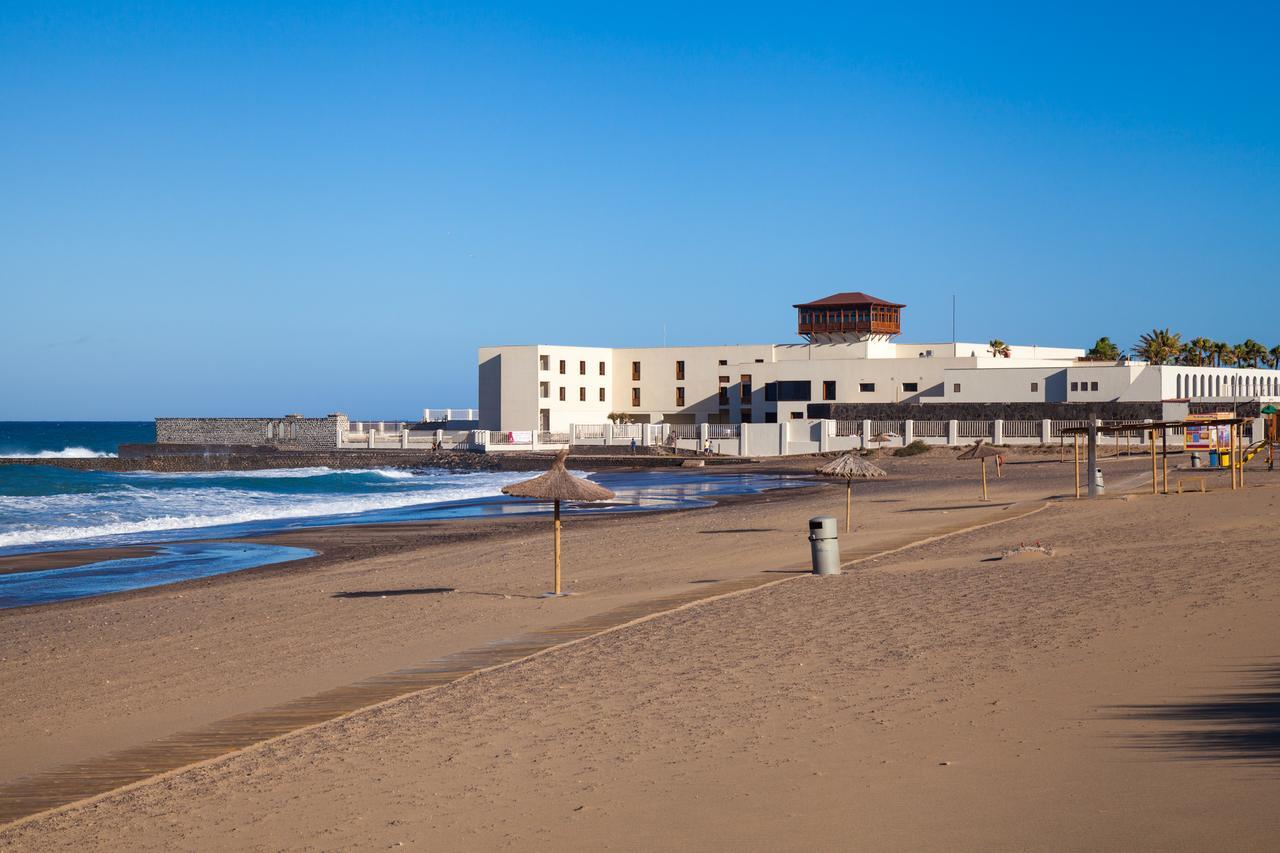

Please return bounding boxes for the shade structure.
[815,453,887,531]
[502,450,616,596]
[870,431,898,448]
[957,440,1002,500]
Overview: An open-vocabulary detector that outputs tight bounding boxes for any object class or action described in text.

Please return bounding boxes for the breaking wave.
[0,447,117,459]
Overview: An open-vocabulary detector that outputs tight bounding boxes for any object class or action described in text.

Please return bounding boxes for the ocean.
[0,423,807,607]
[0,421,154,458]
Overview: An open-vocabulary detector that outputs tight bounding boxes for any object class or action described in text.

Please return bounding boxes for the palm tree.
[1132,328,1183,365]
[1085,336,1121,361]
[988,339,1011,358]
[1187,337,1214,366]
[1210,341,1232,367]
[1239,339,1267,368]
[1269,345,1280,369]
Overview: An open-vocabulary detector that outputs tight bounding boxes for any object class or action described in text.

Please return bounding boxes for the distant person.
[703,438,712,456]
[630,436,637,455]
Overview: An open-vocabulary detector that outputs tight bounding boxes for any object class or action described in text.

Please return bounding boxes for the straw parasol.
[816,453,887,532]
[870,431,898,451]
[957,440,1003,501]
[502,449,616,596]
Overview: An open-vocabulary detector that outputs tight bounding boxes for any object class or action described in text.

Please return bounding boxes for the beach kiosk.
[1184,413,1234,469]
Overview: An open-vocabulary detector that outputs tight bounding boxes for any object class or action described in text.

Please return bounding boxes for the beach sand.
[1,451,1277,850]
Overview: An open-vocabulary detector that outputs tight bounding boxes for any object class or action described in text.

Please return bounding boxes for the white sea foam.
[1,447,116,459]
[0,472,531,549]
[121,467,339,479]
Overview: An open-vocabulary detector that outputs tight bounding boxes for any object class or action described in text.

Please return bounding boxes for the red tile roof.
[793,292,905,308]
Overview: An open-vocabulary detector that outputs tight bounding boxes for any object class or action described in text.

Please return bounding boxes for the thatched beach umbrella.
[816,453,887,532]
[957,440,1003,501]
[502,449,616,596]
[871,431,898,451]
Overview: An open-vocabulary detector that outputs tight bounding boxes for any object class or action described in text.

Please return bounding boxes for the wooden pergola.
[1060,417,1252,498]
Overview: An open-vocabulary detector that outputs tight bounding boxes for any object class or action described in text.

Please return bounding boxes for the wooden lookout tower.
[794,292,904,343]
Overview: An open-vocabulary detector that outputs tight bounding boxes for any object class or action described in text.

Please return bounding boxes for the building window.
[1070,381,1079,391]
[676,387,685,406]
[765,412,778,423]
[559,387,566,401]
[632,361,641,381]
[718,387,729,406]
[790,411,804,419]
[599,361,606,375]
[741,409,753,423]
[859,382,875,393]
[823,381,837,401]
[902,382,918,393]
[953,383,962,393]
[599,388,606,402]
[539,382,550,399]
[631,388,641,407]
[718,375,730,384]
[740,375,752,403]
[579,387,586,401]
[1030,382,1039,392]
[675,361,685,380]
[1090,381,1099,391]
[579,360,586,375]
[755,358,764,363]
[559,360,566,375]
[539,355,549,371]
[718,359,728,366]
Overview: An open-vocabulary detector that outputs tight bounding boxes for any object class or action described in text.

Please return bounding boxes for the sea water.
[0,423,808,607]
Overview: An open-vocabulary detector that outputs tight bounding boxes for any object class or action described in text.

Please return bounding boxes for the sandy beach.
[1,450,1277,850]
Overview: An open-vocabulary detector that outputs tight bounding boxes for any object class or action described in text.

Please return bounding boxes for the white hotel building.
[477,293,1280,433]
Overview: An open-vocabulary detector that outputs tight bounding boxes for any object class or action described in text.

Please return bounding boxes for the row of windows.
[1071,381,1100,392]
[1175,372,1278,398]
[540,355,608,376]
[540,383,608,402]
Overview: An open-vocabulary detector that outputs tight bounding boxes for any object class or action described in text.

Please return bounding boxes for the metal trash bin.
[808,516,841,575]
[1093,468,1105,495]
[1190,452,1201,469]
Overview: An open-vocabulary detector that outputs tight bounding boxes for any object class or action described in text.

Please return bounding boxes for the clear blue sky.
[3,2,1277,419]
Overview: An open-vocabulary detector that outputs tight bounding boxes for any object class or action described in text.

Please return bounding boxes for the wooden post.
[1150,429,1158,494]
[1233,420,1244,481]
[553,499,562,595]
[1230,425,1237,490]
[1161,428,1168,494]
[845,481,852,532]
[1073,433,1081,499]
[980,458,989,501]
[996,454,1003,478]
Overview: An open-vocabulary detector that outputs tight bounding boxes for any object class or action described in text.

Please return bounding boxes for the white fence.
[335,416,1221,459]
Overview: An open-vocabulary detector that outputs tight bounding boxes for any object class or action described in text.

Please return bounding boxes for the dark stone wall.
[155,416,346,449]
[1,445,722,473]
[807,401,1165,421]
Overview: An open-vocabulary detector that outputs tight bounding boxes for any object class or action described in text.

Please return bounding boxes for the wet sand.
[1,451,1276,850]
[0,546,158,574]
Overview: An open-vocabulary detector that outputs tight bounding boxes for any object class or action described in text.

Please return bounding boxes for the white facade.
[478,337,1109,432]
[940,363,1280,405]
[479,338,1280,433]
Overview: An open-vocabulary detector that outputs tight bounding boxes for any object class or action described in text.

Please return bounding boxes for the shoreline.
[0,473,826,607]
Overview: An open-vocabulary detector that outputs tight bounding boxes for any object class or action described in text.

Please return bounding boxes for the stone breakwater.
[0,446,731,473]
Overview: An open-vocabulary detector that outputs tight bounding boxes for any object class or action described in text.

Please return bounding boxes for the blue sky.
[2,2,1278,419]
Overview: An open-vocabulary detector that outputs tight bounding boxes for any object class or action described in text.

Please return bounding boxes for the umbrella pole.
[846,481,852,532]
[980,458,988,501]
[553,499,562,595]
